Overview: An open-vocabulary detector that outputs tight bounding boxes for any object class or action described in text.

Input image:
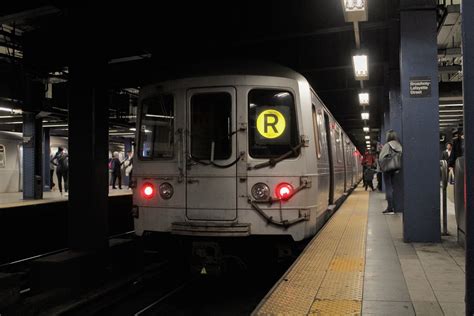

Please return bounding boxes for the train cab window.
[248,89,299,158]
[0,144,5,168]
[139,94,175,159]
[190,92,232,160]
[311,106,322,159]
[335,128,343,163]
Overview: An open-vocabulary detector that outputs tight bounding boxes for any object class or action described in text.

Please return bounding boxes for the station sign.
[409,76,431,98]
[255,106,290,144]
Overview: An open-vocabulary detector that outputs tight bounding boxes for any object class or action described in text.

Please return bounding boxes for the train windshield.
[248,89,299,158]
[139,94,174,159]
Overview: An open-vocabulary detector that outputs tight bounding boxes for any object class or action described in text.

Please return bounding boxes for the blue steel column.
[43,128,51,191]
[400,1,440,242]
[22,112,43,199]
[462,0,474,313]
[67,9,109,251]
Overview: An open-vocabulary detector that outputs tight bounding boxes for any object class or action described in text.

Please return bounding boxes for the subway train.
[0,131,68,193]
[132,62,363,259]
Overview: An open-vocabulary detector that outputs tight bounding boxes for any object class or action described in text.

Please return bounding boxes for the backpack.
[379,143,402,173]
[58,153,69,170]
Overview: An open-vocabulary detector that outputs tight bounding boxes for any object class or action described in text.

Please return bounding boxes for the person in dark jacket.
[441,142,456,169]
[51,147,69,195]
[111,152,123,189]
[363,166,376,191]
[379,130,402,214]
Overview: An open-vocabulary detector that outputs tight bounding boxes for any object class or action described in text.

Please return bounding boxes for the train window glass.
[248,89,299,158]
[335,128,343,163]
[139,94,175,159]
[191,92,232,160]
[0,144,5,168]
[311,106,321,159]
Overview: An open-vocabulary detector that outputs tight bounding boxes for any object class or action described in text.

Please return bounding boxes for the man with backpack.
[51,147,69,195]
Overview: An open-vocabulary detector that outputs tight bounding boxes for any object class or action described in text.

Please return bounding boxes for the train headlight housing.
[276,183,294,201]
[251,183,270,201]
[159,182,174,200]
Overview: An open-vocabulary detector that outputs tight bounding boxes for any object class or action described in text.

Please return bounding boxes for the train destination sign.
[255,107,290,144]
[409,76,431,98]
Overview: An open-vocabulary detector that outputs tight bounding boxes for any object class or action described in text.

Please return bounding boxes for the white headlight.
[159,182,174,199]
[251,183,270,201]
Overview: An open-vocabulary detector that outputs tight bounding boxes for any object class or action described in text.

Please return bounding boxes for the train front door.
[185,87,238,221]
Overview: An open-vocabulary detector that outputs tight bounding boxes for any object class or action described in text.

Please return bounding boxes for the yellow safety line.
[255,188,369,315]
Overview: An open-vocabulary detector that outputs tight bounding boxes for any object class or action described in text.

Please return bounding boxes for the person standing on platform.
[111,152,123,189]
[49,152,55,190]
[123,150,134,190]
[51,147,69,195]
[363,165,376,191]
[441,142,456,184]
[379,130,402,214]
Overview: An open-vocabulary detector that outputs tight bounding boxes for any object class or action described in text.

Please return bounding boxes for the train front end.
[132,74,317,250]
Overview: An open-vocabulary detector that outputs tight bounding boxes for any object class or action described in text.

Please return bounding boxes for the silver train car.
[132,63,363,244]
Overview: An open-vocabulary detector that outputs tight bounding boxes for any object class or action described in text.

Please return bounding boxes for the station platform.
[0,187,132,209]
[254,187,465,315]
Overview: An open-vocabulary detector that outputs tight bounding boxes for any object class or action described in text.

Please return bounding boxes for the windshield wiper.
[249,141,305,170]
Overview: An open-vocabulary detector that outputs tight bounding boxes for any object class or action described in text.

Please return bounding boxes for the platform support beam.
[42,128,51,191]
[22,111,43,200]
[399,1,440,242]
[462,0,474,313]
[388,20,404,213]
[67,9,109,251]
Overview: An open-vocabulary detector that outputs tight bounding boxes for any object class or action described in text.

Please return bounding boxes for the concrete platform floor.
[0,187,132,209]
[363,189,464,316]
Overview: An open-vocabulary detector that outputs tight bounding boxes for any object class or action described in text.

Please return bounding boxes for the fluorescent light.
[363,127,370,132]
[361,112,370,120]
[129,127,136,131]
[359,92,369,105]
[0,115,15,119]
[0,107,13,113]
[353,54,369,80]
[439,103,463,107]
[366,140,371,144]
[342,0,368,22]
[145,114,174,119]
[365,135,370,140]
[43,124,69,128]
[439,118,461,122]
[109,132,136,136]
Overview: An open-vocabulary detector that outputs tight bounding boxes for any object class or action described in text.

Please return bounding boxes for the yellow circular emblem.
[256,109,286,139]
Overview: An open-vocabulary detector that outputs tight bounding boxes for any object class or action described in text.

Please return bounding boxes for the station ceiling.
[1,1,402,150]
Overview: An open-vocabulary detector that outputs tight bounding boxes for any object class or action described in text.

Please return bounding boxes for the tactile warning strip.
[254,188,369,315]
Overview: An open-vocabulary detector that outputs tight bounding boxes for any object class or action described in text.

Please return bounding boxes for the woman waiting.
[379,130,402,214]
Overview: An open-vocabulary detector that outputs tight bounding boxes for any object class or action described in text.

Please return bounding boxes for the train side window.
[248,89,299,158]
[311,106,321,159]
[0,144,5,168]
[190,92,232,160]
[139,94,175,159]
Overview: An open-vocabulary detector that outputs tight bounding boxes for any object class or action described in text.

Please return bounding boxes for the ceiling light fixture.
[359,92,369,105]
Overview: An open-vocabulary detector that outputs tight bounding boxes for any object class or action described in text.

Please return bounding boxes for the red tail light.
[142,182,155,199]
[276,183,294,200]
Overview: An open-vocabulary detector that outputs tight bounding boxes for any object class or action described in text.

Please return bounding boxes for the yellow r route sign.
[256,109,286,139]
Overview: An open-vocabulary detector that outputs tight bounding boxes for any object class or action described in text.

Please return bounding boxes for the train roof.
[151,60,308,83]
